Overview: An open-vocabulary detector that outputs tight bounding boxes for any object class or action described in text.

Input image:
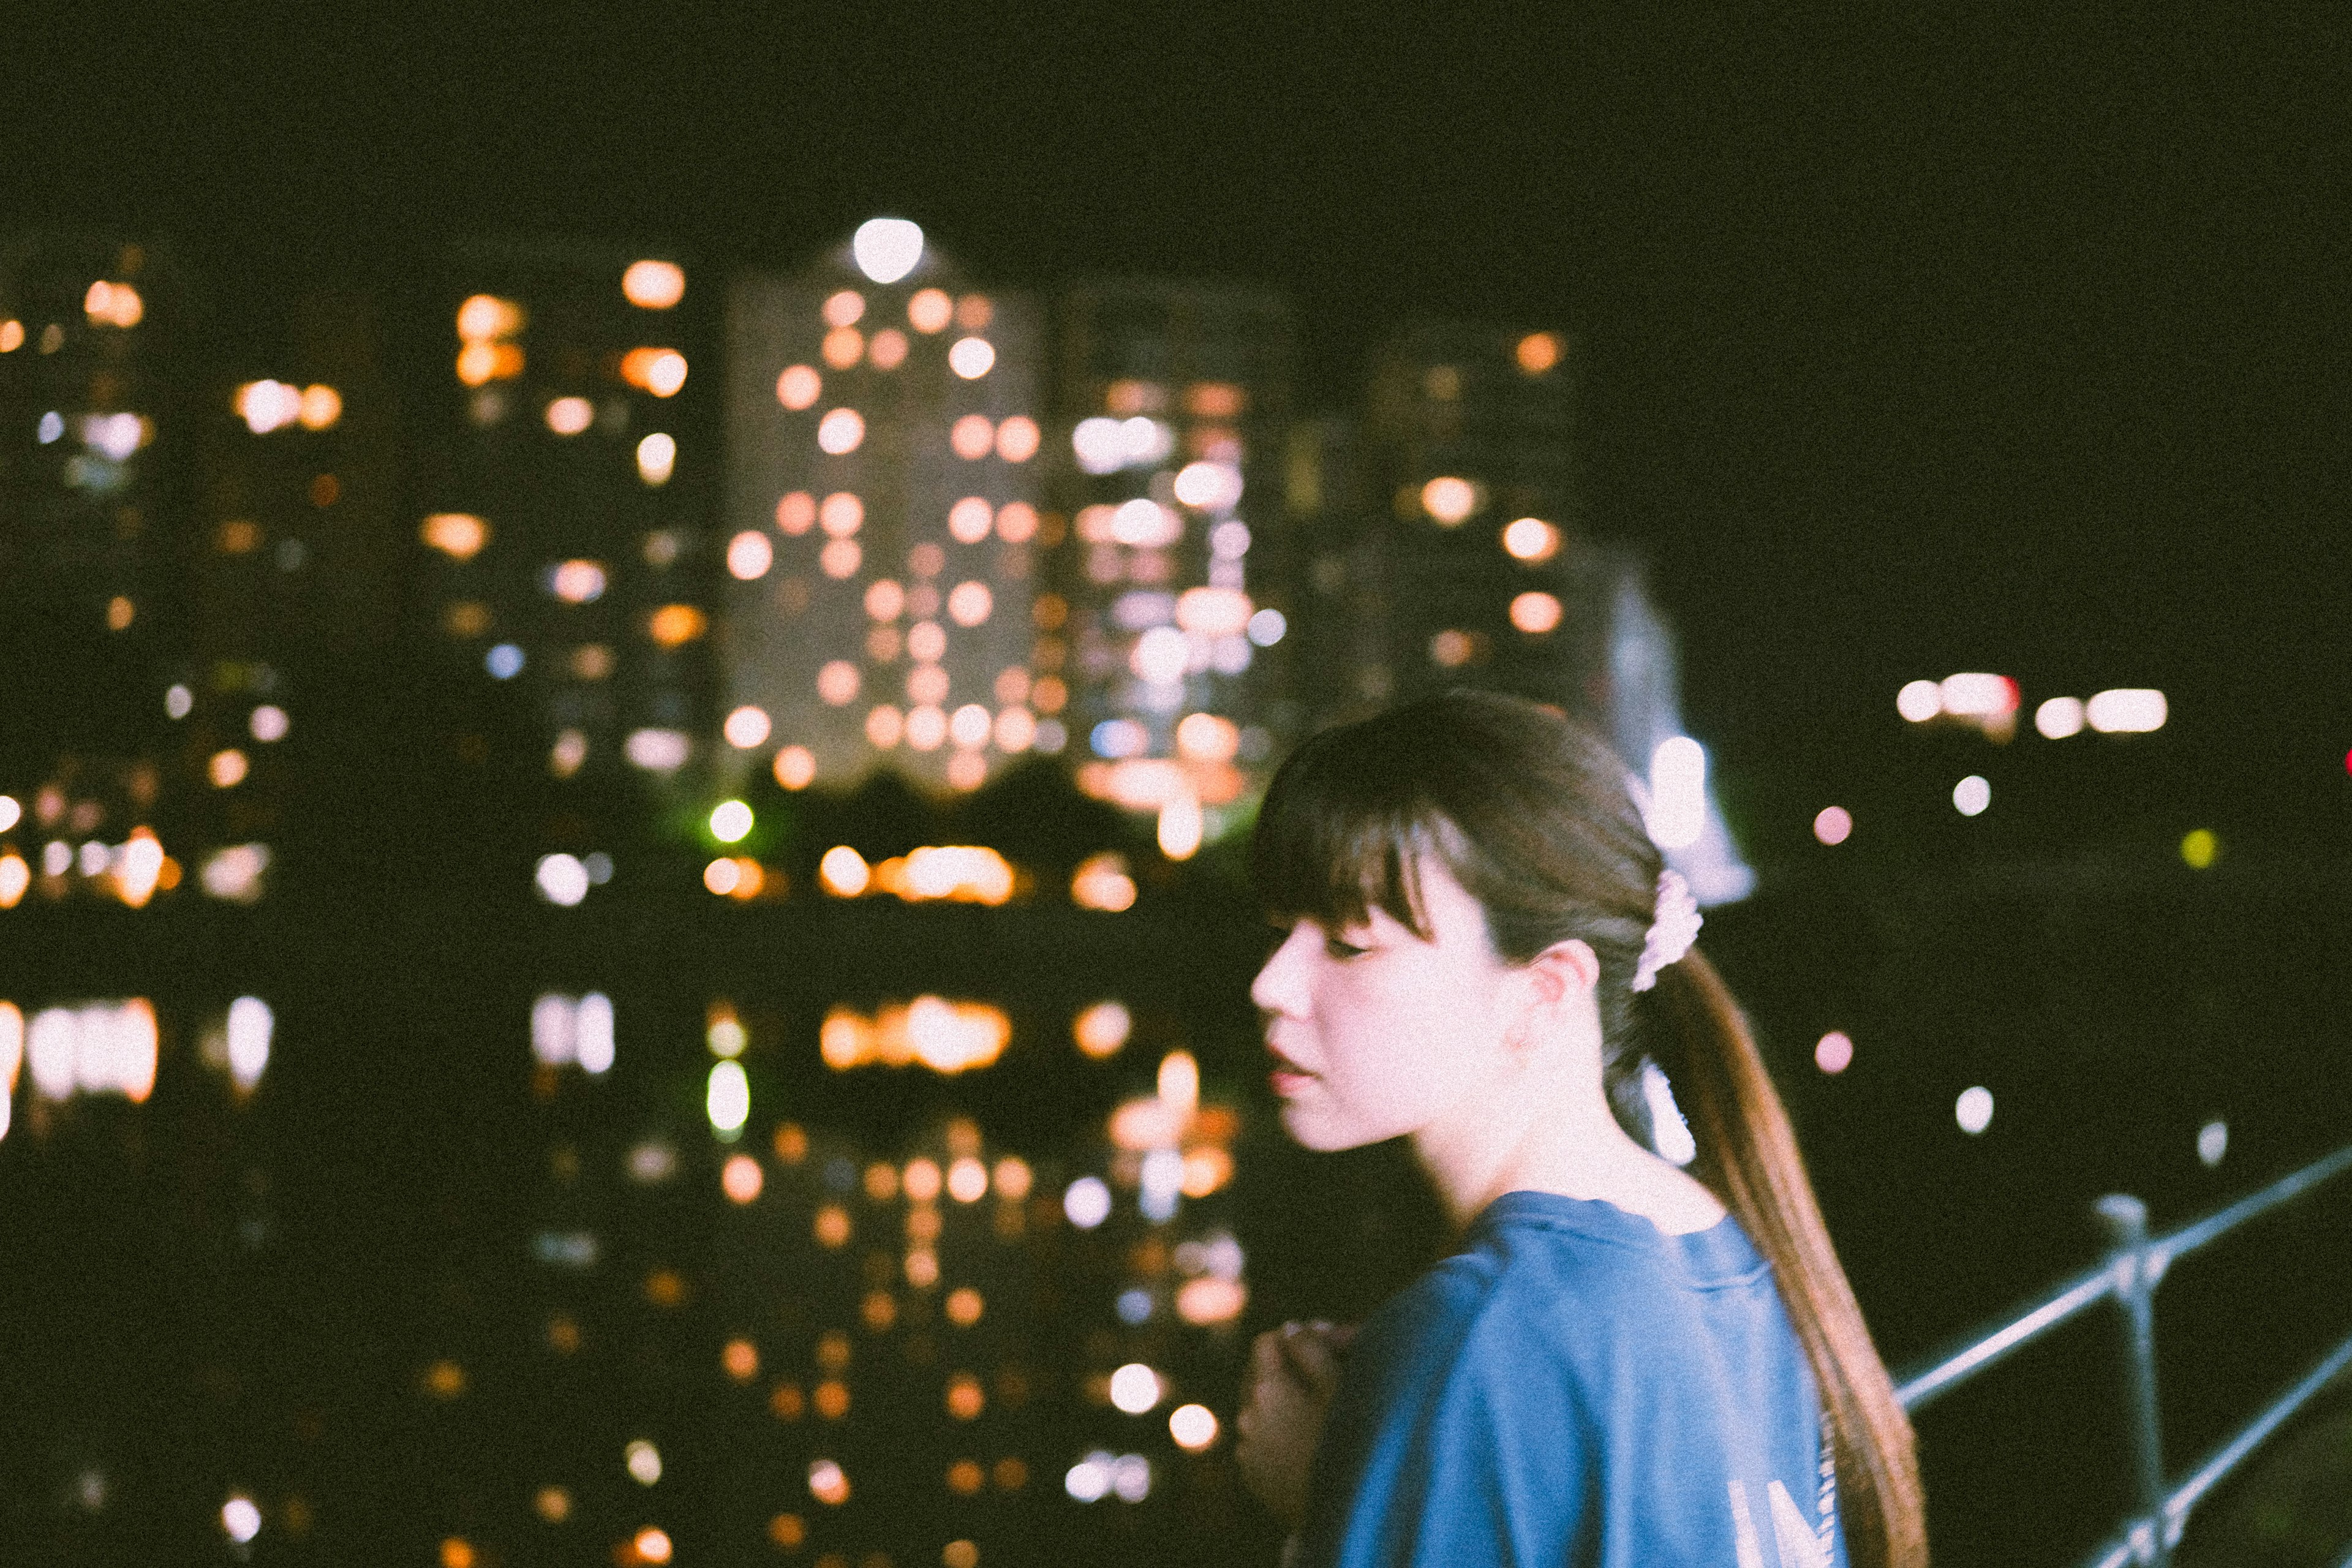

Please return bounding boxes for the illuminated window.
[948,496,993,543]
[956,295,993,330]
[1509,592,1563,634]
[1502,516,1561,562]
[823,327,864,369]
[907,621,948,663]
[946,582,992,627]
[818,661,861,706]
[818,409,865,454]
[1421,476,1478,524]
[619,347,688,397]
[949,415,994,459]
[820,538,862,578]
[868,327,908,369]
[623,259,685,308]
[774,746,816,789]
[908,665,951,706]
[647,605,707,646]
[865,706,905,747]
[777,365,821,409]
[948,337,995,379]
[820,492,865,536]
[996,501,1038,541]
[908,288,953,333]
[906,706,948,751]
[727,530,774,580]
[865,579,905,620]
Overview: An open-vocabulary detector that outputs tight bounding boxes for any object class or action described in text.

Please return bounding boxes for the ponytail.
[1654,951,1928,1568]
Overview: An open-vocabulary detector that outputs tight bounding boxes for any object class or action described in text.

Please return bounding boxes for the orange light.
[622,260,685,309]
[776,365,821,410]
[0,320,21,352]
[424,1359,467,1398]
[106,595,135,631]
[455,341,523,385]
[1176,1275,1248,1325]
[1071,853,1137,913]
[773,745,816,790]
[869,327,908,369]
[421,513,489,560]
[1430,628,1477,667]
[823,289,867,327]
[647,605,707,647]
[945,1286,984,1325]
[949,413,994,459]
[298,385,342,429]
[1181,1146,1234,1197]
[945,1372,985,1419]
[456,295,524,341]
[956,294,993,330]
[722,1153,764,1204]
[209,748,249,788]
[1515,331,1563,374]
[908,288,953,333]
[946,1459,986,1495]
[775,491,816,533]
[723,1337,760,1380]
[619,347,688,397]
[808,1459,851,1506]
[1421,477,1479,524]
[813,1205,851,1248]
[768,1513,806,1547]
[820,491,864,536]
[1509,591,1564,635]
[631,1526,673,1564]
[439,1539,477,1568]
[1501,516,1561,562]
[84,280,144,328]
[1186,382,1245,417]
[822,327,863,369]
[861,1290,897,1330]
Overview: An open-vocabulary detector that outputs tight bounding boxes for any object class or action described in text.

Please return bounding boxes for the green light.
[709,799,753,843]
[2180,829,2217,870]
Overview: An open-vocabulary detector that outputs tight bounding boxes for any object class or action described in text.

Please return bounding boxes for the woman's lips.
[1267,1046,1314,1095]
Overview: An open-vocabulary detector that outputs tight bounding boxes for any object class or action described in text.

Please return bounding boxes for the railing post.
[2097,1193,2170,1566]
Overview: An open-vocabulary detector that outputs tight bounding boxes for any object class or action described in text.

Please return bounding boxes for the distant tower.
[0,234,189,911]
[418,240,717,792]
[1047,281,1297,857]
[723,220,1046,796]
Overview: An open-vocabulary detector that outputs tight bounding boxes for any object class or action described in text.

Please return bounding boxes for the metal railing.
[1891,1141,2352,1567]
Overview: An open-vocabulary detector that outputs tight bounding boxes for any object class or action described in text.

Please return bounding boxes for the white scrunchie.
[1630,869,1702,992]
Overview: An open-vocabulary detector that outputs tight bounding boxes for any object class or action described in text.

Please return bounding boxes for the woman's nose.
[1250,925,1309,1016]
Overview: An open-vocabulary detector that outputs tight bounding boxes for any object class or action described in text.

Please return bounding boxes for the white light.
[486,643,524,679]
[249,704,289,742]
[1246,608,1286,647]
[0,795,17,832]
[1110,1453,1152,1502]
[2035,696,2086,739]
[1120,417,1175,466]
[852,218,925,284]
[532,993,577,1066]
[1814,1030,1853,1074]
[546,396,594,435]
[625,728,691,772]
[1065,1453,1112,1503]
[948,337,995,379]
[1140,1148,1184,1220]
[536,853,590,906]
[1108,1363,1163,1414]
[723,706,771,748]
[2198,1120,2228,1167]
[709,800,753,843]
[727,529,773,580]
[164,684,192,720]
[550,560,606,603]
[625,1439,663,1485]
[1812,806,1852,846]
[1939,673,2015,717]
[83,412,146,459]
[237,380,303,434]
[1172,461,1243,511]
[1063,1175,1112,1229]
[706,1059,750,1133]
[200,844,271,903]
[1953,775,1991,816]
[1956,1085,1994,1134]
[1072,418,1126,474]
[1111,498,1180,548]
[1157,794,1204,860]
[1132,625,1189,685]
[225,997,272,1090]
[817,408,865,454]
[636,432,676,485]
[622,259,686,308]
[2087,688,2167,734]
[1646,737,1707,850]
[575,993,614,1074]
[1169,1403,1219,1450]
[1896,680,1942,723]
[222,1494,262,1544]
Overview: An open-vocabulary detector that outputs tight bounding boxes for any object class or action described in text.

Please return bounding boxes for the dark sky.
[7,4,2348,800]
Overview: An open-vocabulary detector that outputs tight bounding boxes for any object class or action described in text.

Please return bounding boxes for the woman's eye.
[1323,935,1368,959]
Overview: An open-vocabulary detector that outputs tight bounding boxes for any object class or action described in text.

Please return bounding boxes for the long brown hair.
[1253,690,1927,1568]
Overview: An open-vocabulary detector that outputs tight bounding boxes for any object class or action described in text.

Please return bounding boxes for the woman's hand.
[1235,1321,1359,1530]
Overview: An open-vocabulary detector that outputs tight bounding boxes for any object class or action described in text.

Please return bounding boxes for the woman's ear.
[1527,938,1601,1006]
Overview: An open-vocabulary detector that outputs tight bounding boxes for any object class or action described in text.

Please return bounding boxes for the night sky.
[6,5,2346,804]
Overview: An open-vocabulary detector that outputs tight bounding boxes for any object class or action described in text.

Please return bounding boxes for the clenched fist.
[1234,1320,1359,1530]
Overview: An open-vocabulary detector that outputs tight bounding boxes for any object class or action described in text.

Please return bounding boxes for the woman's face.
[1250,853,1521,1152]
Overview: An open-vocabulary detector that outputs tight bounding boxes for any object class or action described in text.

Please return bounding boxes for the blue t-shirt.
[1295,1191,1844,1568]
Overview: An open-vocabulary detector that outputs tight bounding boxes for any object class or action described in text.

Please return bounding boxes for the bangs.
[1251,722,1447,939]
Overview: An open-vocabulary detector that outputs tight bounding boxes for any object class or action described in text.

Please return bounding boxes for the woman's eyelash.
[1324,936,1368,959]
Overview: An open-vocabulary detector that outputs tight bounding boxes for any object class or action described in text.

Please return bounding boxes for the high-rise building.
[1047,282,1297,857]
[0,235,194,913]
[1310,322,1749,900]
[723,220,1047,797]
[418,241,717,800]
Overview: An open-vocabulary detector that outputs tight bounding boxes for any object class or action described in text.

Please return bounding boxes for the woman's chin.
[1278,1099,1372,1153]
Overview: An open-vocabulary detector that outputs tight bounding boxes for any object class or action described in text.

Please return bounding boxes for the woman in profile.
[1232,692,1925,1568]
